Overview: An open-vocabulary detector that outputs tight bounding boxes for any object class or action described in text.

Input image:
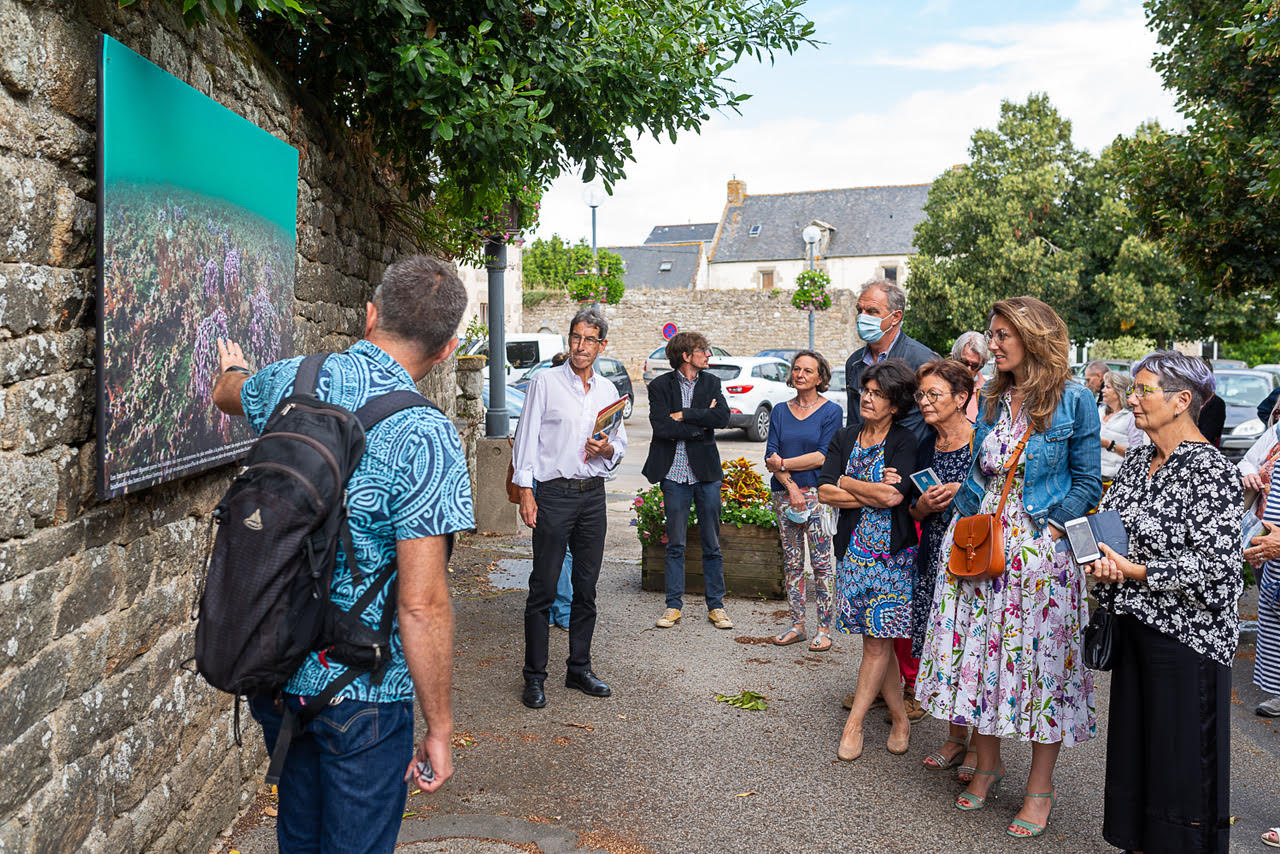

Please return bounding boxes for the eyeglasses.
[1125,383,1169,399]
[961,359,983,372]
[913,389,951,404]
[568,333,603,346]
[695,347,713,355]
[983,329,1015,345]
[862,388,888,401]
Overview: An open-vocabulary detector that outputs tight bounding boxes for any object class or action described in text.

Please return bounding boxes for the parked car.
[756,348,802,364]
[1070,359,1131,379]
[643,343,732,384]
[1252,364,1280,386]
[1217,369,1276,460]
[465,332,565,385]
[480,384,526,435]
[704,356,792,441]
[1211,358,1248,371]
[821,366,848,418]
[510,355,635,419]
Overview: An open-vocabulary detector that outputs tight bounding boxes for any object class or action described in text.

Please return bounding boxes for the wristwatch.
[1107,439,1116,452]
[780,459,787,472]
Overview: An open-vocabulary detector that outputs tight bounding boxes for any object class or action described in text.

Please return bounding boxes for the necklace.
[935,425,973,453]
[791,396,822,411]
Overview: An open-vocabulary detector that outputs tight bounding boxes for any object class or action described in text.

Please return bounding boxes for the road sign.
[662,322,678,340]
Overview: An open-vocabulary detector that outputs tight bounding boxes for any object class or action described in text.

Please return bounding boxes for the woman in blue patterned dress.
[915,297,1101,839]
[818,359,919,761]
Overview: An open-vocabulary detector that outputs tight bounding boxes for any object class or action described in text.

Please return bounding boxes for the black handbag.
[1082,586,1116,671]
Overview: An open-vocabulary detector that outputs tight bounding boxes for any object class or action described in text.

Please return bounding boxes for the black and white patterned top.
[1096,441,1243,666]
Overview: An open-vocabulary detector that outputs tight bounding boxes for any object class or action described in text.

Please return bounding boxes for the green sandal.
[954,765,1003,811]
[1007,790,1057,838]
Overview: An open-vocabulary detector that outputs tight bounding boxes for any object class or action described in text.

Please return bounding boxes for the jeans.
[525,480,607,680]
[549,550,573,628]
[249,694,414,854]
[661,479,724,611]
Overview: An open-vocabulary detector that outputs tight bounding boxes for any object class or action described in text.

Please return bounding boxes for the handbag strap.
[992,428,1033,521]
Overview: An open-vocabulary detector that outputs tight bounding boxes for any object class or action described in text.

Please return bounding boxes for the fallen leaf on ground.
[733,791,759,797]
[564,722,594,730]
[262,806,278,817]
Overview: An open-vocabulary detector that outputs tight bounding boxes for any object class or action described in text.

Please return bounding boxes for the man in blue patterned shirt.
[212,255,473,854]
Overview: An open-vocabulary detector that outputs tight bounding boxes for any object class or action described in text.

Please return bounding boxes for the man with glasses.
[844,279,937,443]
[950,331,990,422]
[642,331,733,631]
[511,308,628,709]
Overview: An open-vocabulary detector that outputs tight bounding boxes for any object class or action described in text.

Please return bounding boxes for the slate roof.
[607,243,701,291]
[711,184,931,263]
[644,223,718,245]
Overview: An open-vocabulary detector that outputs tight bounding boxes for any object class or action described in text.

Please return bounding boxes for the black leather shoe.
[521,678,546,709]
[565,670,611,697]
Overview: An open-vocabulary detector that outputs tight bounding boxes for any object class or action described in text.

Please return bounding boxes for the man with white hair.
[950,331,990,421]
[844,279,937,443]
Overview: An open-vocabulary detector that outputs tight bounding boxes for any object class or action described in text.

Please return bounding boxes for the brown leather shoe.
[844,691,886,711]
[884,694,926,723]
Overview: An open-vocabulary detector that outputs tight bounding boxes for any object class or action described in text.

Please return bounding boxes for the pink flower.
[633,497,643,507]
[660,535,669,544]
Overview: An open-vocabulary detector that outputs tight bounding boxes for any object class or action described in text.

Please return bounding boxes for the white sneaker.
[1257,696,1280,718]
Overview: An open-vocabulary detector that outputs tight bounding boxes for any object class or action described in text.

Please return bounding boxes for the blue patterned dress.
[835,438,918,638]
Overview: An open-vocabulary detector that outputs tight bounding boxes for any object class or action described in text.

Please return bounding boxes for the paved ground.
[227,386,1280,854]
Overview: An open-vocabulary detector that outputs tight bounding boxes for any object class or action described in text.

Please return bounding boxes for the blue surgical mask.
[784,505,811,524]
[857,313,888,344]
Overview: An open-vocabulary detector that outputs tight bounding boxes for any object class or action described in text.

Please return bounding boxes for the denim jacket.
[953,380,1102,532]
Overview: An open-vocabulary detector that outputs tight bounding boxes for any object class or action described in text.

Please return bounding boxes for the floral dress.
[910,444,972,658]
[916,400,1096,746]
[835,438,917,638]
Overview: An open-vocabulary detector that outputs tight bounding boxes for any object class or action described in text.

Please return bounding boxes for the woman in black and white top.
[1087,350,1242,854]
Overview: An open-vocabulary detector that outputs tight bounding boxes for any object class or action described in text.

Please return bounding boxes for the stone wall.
[0,2,458,851]
[523,289,866,377]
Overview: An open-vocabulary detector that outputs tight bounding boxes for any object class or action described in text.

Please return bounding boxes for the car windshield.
[705,365,741,381]
[1217,373,1271,407]
[650,347,666,359]
[523,359,555,379]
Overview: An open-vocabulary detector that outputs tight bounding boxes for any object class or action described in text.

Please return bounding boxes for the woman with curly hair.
[915,297,1102,838]
[818,358,919,761]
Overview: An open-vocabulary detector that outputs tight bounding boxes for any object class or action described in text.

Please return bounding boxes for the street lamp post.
[802,225,821,350]
[583,185,604,275]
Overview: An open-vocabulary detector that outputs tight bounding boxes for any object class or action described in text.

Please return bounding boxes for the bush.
[632,457,776,545]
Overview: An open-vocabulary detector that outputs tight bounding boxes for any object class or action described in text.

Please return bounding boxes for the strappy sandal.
[1007,789,1056,838]
[772,626,807,646]
[954,765,1003,811]
[1263,827,1280,848]
[922,734,968,770]
[956,748,978,783]
[808,630,832,652]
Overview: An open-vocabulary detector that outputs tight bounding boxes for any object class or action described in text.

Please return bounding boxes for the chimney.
[727,178,746,206]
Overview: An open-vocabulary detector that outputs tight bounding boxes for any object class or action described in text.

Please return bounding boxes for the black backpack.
[194,352,438,783]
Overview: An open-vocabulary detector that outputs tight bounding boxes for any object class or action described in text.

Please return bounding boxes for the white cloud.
[532,1,1181,248]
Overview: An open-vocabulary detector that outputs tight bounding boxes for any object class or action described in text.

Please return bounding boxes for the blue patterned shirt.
[665,371,698,484]
[240,340,474,702]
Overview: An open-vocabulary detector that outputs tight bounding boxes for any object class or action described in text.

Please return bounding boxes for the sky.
[531,0,1184,249]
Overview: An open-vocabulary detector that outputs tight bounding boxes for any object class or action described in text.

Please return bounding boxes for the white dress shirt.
[511,360,628,488]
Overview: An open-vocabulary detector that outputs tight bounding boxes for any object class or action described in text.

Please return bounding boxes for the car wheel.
[745,405,770,441]
[623,396,634,420]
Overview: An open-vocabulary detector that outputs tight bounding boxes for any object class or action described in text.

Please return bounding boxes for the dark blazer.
[818,422,920,560]
[845,331,937,443]
[642,369,731,483]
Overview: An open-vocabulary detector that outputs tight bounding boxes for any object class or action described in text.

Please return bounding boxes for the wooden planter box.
[640,523,785,599]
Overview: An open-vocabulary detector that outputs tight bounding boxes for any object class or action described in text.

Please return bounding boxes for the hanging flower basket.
[791,269,832,311]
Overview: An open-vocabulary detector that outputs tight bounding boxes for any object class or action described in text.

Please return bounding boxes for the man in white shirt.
[511,308,628,709]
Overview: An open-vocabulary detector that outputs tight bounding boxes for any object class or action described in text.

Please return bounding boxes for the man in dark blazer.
[845,279,937,444]
[642,331,733,630]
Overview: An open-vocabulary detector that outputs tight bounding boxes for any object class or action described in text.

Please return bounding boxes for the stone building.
[705,178,930,291]
[0,4,472,851]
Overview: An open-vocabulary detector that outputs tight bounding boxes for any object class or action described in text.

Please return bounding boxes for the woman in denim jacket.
[915,296,1102,840]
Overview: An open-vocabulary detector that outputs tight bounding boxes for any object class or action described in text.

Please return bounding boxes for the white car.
[822,366,848,419]
[704,357,793,441]
[465,332,566,385]
[643,343,732,384]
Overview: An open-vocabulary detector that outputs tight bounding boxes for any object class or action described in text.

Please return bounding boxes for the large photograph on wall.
[96,35,299,499]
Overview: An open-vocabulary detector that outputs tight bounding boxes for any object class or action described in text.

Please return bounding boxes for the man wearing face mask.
[844,279,937,443]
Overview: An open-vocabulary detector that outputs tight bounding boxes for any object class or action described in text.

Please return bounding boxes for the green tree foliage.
[141,0,815,263]
[1115,0,1280,295]
[1221,329,1280,366]
[523,235,625,303]
[905,95,1206,354]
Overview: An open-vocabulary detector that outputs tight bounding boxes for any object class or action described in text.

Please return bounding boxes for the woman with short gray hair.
[1087,349,1242,853]
[950,331,989,421]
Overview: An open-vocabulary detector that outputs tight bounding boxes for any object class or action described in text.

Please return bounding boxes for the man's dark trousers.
[661,479,725,611]
[524,478,606,680]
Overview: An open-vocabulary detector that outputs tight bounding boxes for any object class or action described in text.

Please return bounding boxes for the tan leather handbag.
[505,437,521,504]
[948,428,1032,581]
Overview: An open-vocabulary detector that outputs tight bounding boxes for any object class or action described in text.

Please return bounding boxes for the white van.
[465,332,566,384]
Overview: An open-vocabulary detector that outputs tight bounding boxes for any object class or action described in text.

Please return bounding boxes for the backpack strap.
[293,352,331,397]
[354,390,439,431]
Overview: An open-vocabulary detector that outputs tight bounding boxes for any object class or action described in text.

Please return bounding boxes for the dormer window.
[748,224,762,237]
